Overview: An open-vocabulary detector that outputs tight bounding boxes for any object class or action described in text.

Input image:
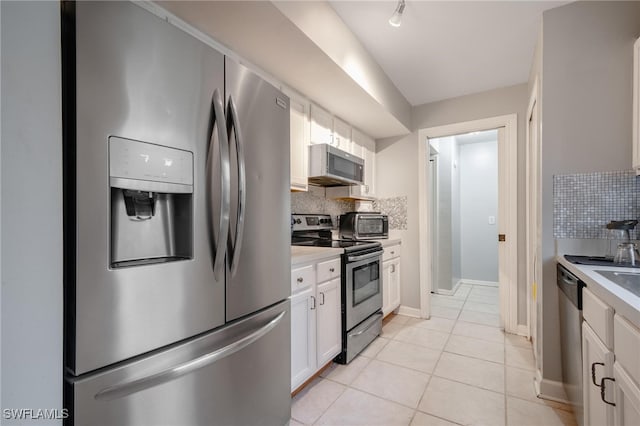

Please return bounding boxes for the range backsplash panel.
[373,196,408,230]
[553,170,639,239]
[291,187,354,227]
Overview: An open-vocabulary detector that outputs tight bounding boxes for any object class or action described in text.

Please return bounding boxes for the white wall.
[1,1,63,422]
[459,140,498,282]
[536,0,640,383]
[376,132,421,308]
[379,84,527,314]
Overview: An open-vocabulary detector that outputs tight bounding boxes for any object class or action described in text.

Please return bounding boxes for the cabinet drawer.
[383,244,401,262]
[615,314,640,386]
[583,287,614,349]
[317,258,340,283]
[291,265,314,293]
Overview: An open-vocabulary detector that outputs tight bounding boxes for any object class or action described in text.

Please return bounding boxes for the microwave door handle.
[226,96,246,277]
[93,311,286,401]
[207,89,231,281]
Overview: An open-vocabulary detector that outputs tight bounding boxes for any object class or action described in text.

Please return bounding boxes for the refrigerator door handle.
[93,310,287,402]
[207,89,231,281]
[227,95,246,277]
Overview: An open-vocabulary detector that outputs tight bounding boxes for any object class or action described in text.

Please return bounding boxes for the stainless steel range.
[291,214,383,364]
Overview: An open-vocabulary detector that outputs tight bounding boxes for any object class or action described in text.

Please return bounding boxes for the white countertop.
[557,255,640,326]
[378,238,401,248]
[291,246,343,265]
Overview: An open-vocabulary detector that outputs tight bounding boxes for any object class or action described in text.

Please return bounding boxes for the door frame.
[429,148,440,293]
[526,77,542,354]
[417,114,519,334]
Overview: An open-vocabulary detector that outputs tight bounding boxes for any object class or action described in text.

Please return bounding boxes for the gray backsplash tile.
[553,170,639,239]
[291,186,354,227]
[373,196,408,230]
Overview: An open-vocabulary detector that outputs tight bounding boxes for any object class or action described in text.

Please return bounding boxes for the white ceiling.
[330,1,570,106]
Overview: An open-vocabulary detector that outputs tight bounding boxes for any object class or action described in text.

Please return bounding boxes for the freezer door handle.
[226,95,246,277]
[94,310,287,401]
[207,89,231,281]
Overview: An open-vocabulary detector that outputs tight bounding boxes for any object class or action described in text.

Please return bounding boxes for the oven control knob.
[295,219,302,224]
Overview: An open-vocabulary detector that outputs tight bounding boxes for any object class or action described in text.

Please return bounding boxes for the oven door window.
[352,261,380,306]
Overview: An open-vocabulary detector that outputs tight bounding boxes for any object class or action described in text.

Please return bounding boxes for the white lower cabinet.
[614,362,640,426]
[582,322,615,426]
[382,243,401,317]
[316,278,341,366]
[290,257,342,391]
[291,286,316,390]
[580,285,640,426]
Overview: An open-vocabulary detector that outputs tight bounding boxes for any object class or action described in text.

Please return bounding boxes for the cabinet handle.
[391,251,395,255]
[391,264,396,273]
[329,267,335,273]
[297,277,304,283]
[592,362,604,387]
[320,292,325,305]
[310,296,316,310]
[600,377,616,406]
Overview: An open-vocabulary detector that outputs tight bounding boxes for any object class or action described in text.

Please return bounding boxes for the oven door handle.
[347,250,383,263]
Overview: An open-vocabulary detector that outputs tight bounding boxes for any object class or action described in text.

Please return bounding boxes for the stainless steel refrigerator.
[62,2,291,424]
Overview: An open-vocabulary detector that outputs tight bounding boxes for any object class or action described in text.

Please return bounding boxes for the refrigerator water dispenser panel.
[109,137,194,268]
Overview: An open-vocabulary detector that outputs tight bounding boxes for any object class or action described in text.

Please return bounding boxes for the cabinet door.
[350,129,376,200]
[316,277,342,366]
[289,96,309,191]
[389,258,401,312]
[310,104,333,146]
[583,322,614,426]
[290,287,316,391]
[333,117,351,153]
[614,362,640,426]
[382,259,392,316]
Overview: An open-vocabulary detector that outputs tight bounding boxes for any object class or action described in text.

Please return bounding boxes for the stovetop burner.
[291,213,381,253]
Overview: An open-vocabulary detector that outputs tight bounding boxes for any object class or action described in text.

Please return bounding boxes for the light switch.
[488,216,496,225]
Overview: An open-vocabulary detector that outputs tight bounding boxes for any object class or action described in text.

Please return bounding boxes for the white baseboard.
[396,305,421,318]
[516,324,529,337]
[434,280,462,296]
[460,279,499,287]
[534,369,568,403]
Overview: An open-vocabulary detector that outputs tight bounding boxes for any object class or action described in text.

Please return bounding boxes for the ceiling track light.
[389,0,405,28]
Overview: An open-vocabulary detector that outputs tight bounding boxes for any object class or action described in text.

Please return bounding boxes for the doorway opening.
[417,114,519,334]
[428,130,500,323]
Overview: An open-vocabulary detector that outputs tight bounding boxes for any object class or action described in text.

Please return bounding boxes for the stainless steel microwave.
[308,144,364,186]
[339,212,388,240]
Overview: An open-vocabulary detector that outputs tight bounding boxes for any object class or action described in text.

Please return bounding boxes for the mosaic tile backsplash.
[291,187,354,228]
[553,170,639,239]
[373,196,408,230]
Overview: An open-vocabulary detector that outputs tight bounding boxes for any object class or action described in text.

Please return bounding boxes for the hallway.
[290,284,576,426]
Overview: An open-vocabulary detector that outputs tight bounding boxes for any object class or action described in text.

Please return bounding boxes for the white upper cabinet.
[288,92,310,192]
[633,37,640,172]
[310,104,334,146]
[332,117,352,153]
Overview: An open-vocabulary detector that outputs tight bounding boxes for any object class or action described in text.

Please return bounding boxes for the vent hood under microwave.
[308,144,364,186]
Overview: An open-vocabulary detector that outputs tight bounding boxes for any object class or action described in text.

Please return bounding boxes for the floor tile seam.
[412,407,466,426]
[429,370,507,395]
[342,379,431,412]
[303,378,349,426]
[504,393,576,414]
[370,355,438,376]
[441,347,505,365]
[447,331,507,346]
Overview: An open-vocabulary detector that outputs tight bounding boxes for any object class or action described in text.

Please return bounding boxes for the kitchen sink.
[595,270,640,297]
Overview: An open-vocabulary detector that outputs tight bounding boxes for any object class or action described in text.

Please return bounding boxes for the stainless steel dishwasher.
[557,263,585,426]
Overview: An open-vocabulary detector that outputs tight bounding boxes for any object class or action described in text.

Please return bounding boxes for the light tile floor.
[291,284,577,426]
